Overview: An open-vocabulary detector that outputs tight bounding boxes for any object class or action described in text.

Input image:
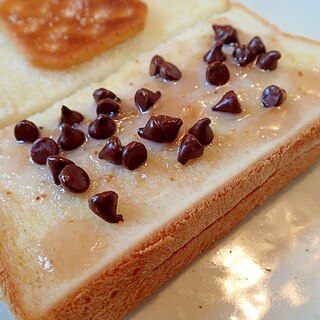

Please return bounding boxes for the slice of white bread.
[0,3,319,319]
[0,0,228,128]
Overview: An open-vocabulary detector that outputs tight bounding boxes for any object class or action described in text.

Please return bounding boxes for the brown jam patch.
[0,0,148,69]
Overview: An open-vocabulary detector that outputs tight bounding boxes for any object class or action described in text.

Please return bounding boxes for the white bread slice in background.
[0,3,319,320]
[0,0,228,128]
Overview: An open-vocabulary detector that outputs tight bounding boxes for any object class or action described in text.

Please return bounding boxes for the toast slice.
[0,3,319,319]
[0,0,228,128]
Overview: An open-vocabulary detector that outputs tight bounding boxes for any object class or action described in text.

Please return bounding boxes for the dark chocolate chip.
[98,136,123,165]
[256,50,281,71]
[206,61,230,86]
[59,164,90,193]
[138,116,165,143]
[178,134,204,165]
[96,98,120,117]
[31,138,59,165]
[261,85,286,108]
[149,55,165,76]
[134,88,161,112]
[212,24,239,44]
[88,114,116,140]
[58,124,86,150]
[211,90,242,114]
[150,55,182,81]
[14,120,39,143]
[203,40,227,64]
[232,45,256,67]
[88,191,123,223]
[122,141,147,170]
[46,155,74,185]
[93,88,120,103]
[248,36,266,55]
[157,115,183,142]
[138,115,183,143]
[60,105,84,126]
[159,62,182,81]
[188,118,214,146]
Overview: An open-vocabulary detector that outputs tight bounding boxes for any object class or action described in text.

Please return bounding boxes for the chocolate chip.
[134,88,161,112]
[233,45,256,67]
[206,61,230,86]
[93,88,120,103]
[98,136,123,165]
[157,115,183,142]
[31,138,59,165]
[88,115,116,140]
[138,115,183,143]
[256,50,281,71]
[88,191,123,223]
[58,124,86,150]
[59,164,90,193]
[60,105,84,126]
[149,55,165,76]
[138,116,165,143]
[261,85,286,108]
[159,62,182,81]
[203,40,227,64]
[211,90,242,114]
[14,120,39,143]
[188,118,214,146]
[46,155,74,185]
[122,141,147,170]
[150,55,182,81]
[212,24,239,44]
[96,98,120,117]
[248,36,266,55]
[178,134,204,165]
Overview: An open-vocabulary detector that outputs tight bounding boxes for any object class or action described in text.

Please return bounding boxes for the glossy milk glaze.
[0,14,319,312]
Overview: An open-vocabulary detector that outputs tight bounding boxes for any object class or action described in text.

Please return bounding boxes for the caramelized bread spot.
[0,0,148,69]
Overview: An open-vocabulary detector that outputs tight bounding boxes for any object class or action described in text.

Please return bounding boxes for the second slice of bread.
[0,0,228,128]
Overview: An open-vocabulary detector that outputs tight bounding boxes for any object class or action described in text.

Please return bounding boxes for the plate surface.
[1,0,320,319]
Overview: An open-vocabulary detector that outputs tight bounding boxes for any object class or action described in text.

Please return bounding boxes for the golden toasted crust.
[0,221,30,319]
[0,0,148,69]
